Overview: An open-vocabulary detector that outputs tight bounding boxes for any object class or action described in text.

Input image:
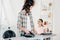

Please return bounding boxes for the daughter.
[34,19,46,40]
[34,19,46,35]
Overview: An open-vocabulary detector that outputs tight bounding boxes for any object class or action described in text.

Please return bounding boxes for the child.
[34,19,45,35]
[34,19,47,40]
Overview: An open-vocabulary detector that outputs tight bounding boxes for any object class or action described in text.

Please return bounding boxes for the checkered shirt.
[17,10,34,31]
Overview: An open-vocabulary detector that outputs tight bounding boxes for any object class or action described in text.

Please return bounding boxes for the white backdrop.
[1,0,60,40]
[1,0,41,27]
[1,1,41,39]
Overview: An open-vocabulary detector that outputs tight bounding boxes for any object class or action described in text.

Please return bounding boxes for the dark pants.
[46,38,50,40]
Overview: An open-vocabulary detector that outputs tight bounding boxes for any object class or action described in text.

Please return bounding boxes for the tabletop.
[5,34,56,40]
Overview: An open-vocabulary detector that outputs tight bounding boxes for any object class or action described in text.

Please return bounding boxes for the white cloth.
[27,14,31,31]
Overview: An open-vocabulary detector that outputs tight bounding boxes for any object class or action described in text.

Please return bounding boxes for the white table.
[5,34,56,40]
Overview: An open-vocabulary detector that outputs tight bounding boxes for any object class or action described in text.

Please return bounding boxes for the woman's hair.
[22,0,35,13]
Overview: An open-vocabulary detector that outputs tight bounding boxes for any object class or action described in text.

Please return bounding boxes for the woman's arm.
[18,26,30,34]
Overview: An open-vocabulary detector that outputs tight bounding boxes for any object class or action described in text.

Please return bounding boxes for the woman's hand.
[24,29,30,34]
[19,26,30,34]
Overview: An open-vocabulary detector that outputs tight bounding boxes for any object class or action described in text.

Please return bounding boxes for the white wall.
[1,0,41,27]
[1,0,41,39]
[53,0,60,40]
[1,0,24,27]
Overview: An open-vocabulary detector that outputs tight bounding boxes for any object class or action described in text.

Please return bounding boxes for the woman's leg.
[46,38,50,40]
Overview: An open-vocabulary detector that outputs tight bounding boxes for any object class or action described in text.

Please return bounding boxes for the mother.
[17,0,35,34]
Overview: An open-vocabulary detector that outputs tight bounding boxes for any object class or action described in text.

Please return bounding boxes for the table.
[5,34,56,40]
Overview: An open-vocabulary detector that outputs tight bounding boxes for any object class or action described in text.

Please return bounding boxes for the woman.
[17,0,35,35]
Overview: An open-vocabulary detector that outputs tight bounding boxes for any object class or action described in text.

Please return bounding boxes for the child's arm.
[33,27,38,34]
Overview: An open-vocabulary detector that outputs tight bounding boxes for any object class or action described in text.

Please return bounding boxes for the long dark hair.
[22,0,35,13]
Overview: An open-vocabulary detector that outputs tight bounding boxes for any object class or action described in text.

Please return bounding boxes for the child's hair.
[39,19,43,26]
[39,19,43,23]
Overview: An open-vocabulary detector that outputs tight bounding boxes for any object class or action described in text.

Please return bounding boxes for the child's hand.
[35,32,38,35]
[44,29,47,33]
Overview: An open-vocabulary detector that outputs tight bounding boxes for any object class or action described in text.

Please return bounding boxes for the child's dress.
[35,26,44,34]
[35,26,44,40]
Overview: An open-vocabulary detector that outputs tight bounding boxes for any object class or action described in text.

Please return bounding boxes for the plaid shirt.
[17,10,34,31]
